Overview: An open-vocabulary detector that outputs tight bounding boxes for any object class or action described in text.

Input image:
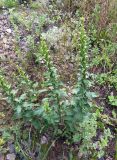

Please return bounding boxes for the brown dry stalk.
[98,0,109,29]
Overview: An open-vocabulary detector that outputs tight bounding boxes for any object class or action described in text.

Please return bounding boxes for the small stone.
[3,20,7,24]
[6,154,16,160]
[6,29,12,34]
[3,37,7,44]
[1,34,4,38]
[41,136,48,144]
[8,141,15,154]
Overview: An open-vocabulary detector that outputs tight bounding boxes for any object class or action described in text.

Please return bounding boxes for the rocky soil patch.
[0,11,17,160]
[0,11,18,76]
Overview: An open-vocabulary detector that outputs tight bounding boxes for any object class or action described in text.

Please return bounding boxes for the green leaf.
[32,120,41,129]
[73,133,81,142]
[38,89,48,94]
[34,108,44,116]
[11,89,18,96]
[19,93,27,101]
[86,92,98,98]
[16,105,22,114]
[108,96,117,106]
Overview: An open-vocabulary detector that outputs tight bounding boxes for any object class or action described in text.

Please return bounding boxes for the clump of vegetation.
[0,0,18,8]
[0,0,116,159]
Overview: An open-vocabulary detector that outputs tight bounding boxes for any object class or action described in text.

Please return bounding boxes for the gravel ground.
[0,11,18,76]
[0,11,17,160]
[0,11,16,60]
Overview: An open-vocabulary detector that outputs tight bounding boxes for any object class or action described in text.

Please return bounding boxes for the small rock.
[1,34,4,38]
[6,154,16,160]
[3,37,7,44]
[8,141,15,154]
[6,29,12,34]
[3,20,7,24]
[41,136,48,144]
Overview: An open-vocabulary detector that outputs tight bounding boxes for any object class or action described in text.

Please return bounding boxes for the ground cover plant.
[0,0,117,159]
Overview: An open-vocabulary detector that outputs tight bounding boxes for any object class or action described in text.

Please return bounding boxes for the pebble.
[6,154,16,160]
[3,37,7,43]
[41,135,48,144]
[6,28,12,34]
